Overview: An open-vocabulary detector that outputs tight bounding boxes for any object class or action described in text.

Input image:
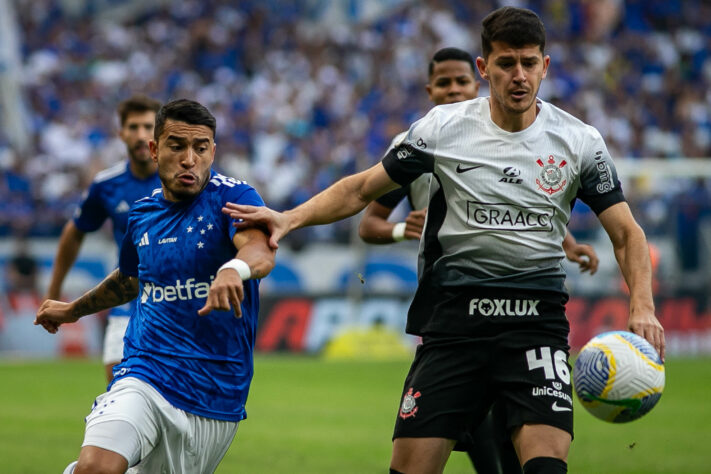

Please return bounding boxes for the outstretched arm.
[562,231,599,275]
[224,162,399,248]
[45,220,86,299]
[598,202,665,360]
[35,269,138,334]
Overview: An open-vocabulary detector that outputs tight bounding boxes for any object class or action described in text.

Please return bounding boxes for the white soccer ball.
[573,331,664,423]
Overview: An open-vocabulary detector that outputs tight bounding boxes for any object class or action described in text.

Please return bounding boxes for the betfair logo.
[140,278,214,303]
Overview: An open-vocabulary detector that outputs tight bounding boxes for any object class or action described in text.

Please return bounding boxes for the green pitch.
[0,356,708,473]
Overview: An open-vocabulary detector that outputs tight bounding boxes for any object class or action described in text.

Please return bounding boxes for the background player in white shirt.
[36,99,275,474]
[224,7,664,473]
[45,95,162,382]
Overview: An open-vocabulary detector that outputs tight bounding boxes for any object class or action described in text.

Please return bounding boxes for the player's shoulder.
[540,100,602,141]
[428,97,488,128]
[203,170,264,206]
[92,162,129,185]
[205,172,254,196]
[130,188,163,210]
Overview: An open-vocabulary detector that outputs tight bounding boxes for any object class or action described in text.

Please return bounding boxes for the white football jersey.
[382,97,624,293]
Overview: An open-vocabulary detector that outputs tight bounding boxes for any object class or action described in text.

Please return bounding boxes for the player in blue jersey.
[45,95,162,382]
[36,99,275,474]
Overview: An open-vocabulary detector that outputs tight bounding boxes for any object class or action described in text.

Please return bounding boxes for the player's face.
[120,111,156,164]
[476,41,549,122]
[426,60,479,105]
[150,119,215,202]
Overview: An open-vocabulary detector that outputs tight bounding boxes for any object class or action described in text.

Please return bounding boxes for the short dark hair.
[428,47,476,78]
[154,99,217,142]
[481,7,546,59]
[117,95,161,126]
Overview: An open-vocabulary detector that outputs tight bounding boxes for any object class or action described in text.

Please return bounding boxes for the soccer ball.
[573,331,664,423]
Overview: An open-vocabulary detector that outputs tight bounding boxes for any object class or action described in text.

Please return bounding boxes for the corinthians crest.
[399,387,421,419]
[536,155,568,195]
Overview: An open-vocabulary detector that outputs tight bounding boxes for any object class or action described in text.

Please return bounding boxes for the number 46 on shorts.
[526,347,571,385]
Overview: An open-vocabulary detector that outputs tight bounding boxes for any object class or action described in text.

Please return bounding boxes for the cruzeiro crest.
[536,155,568,195]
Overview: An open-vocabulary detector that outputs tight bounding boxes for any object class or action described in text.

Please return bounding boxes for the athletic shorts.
[83,377,238,473]
[102,316,129,365]
[393,289,573,443]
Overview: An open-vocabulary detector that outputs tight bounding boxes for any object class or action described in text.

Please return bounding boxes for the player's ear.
[149,140,158,163]
[476,57,488,80]
[541,55,550,79]
[425,83,433,101]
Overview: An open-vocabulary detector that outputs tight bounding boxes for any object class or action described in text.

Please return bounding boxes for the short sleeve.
[118,219,139,277]
[375,185,410,208]
[381,108,439,186]
[225,185,266,241]
[576,129,625,214]
[73,182,108,232]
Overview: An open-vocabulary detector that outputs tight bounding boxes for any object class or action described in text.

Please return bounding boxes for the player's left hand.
[628,312,665,362]
[198,269,244,318]
[564,242,599,275]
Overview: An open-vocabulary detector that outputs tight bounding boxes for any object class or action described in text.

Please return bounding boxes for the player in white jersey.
[359,46,598,474]
[45,95,162,382]
[36,99,275,474]
[360,50,598,279]
[223,7,665,474]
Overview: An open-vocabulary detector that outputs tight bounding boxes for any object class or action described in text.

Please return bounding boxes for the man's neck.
[488,98,540,133]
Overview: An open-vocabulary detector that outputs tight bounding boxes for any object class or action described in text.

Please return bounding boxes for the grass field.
[1,356,709,473]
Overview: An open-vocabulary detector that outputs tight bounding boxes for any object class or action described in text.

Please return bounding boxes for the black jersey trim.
[382,144,434,186]
[376,184,410,208]
[579,184,625,215]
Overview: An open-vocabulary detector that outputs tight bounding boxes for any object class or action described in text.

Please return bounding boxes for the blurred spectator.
[3,0,711,247]
[5,235,38,294]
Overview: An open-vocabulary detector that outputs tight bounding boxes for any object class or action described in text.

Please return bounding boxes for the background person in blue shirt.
[45,95,162,382]
[35,99,275,474]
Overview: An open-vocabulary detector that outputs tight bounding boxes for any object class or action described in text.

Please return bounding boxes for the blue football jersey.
[114,171,264,422]
[74,162,161,317]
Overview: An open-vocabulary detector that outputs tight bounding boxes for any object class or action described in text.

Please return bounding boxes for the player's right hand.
[34,300,79,334]
[198,268,245,318]
[222,203,288,250]
[404,208,427,240]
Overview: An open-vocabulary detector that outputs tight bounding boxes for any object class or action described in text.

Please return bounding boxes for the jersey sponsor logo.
[395,144,415,160]
[399,387,421,419]
[467,202,554,232]
[138,232,150,247]
[416,137,427,149]
[593,151,614,193]
[468,298,540,317]
[456,163,483,173]
[115,200,130,213]
[536,155,568,195]
[531,386,573,405]
[140,277,213,303]
[158,237,178,245]
[499,166,522,184]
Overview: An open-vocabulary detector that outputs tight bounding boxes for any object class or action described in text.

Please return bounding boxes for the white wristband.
[218,258,252,280]
[392,222,407,242]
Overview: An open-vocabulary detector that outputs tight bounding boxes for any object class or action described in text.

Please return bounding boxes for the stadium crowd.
[1,0,710,250]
